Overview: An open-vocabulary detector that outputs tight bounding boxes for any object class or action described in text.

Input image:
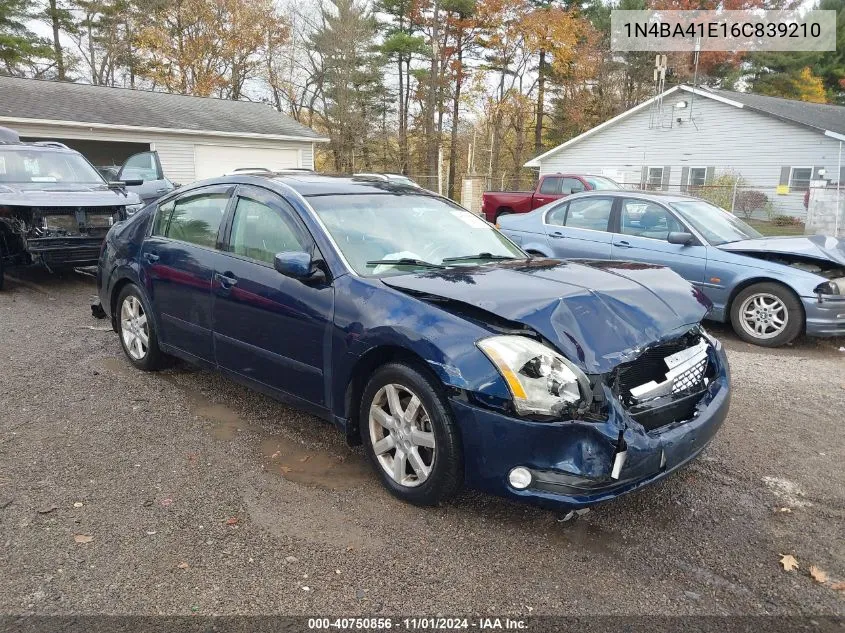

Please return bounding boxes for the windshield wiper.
[441,252,519,263]
[365,258,446,269]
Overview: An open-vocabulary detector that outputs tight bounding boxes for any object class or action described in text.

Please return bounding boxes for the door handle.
[550,231,564,239]
[616,240,632,248]
[143,252,160,263]
[156,188,169,194]
[216,273,238,288]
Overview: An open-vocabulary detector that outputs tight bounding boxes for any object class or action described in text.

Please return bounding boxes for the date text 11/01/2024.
[307,618,528,630]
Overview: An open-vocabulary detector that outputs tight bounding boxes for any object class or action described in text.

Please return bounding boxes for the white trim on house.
[788,166,813,190]
[825,130,845,142]
[687,166,707,186]
[0,115,330,143]
[646,166,664,190]
[679,86,746,109]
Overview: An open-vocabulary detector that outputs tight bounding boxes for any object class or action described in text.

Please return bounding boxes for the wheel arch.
[109,272,154,333]
[726,277,806,329]
[523,244,552,257]
[342,345,443,446]
[495,206,515,219]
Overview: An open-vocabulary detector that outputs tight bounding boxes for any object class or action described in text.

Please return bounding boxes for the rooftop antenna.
[651,54,667,128]
[689,37,701,121]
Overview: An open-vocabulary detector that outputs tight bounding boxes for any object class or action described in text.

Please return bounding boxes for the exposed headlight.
[477,335,590,417]
[125,203,144,217]
[815,280,843,295]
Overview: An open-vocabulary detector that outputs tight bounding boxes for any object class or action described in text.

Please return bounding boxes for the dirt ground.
[1,267,843,616]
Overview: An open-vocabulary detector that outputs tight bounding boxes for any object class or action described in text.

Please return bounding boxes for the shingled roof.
[0,76,326,141]
[705,87,845,138]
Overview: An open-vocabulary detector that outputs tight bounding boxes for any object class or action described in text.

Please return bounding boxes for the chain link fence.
[394,172,843,237]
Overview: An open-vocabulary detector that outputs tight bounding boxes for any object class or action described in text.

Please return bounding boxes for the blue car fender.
[329,275,512,425]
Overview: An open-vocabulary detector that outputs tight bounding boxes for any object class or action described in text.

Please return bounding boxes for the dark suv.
[0,128,143,289]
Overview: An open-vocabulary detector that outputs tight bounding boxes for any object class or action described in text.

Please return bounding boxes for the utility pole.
[425,0,441,185]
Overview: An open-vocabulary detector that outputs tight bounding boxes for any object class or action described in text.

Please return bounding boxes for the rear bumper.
[802,295,845,337]
[450,344,730,510]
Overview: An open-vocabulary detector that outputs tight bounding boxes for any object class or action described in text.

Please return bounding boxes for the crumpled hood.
[718,235,845,266]
[381,259,711,373]
[0,183,140,207]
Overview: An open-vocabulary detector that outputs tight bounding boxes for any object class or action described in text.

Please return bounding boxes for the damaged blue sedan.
[96,173,730,510]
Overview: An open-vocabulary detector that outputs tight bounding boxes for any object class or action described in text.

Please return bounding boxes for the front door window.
[620,200,683,241]
[229,196,309,264]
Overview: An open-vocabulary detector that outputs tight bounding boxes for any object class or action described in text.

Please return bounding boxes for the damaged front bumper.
[451,343,730,510]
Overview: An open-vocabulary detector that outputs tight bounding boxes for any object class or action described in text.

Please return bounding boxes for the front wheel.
[730,282,803,347]
[116,284,166,370]
[359,362,463,506]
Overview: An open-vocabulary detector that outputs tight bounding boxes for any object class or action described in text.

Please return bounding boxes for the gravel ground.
[1,267,844,616]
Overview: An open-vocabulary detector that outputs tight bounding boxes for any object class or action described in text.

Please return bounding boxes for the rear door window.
[564,198,613,231]
[151,200,175,237]
[165,192,230,248]
[545,202,568,226]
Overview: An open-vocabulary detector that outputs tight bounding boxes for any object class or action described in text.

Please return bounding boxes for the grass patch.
[747,219,805,237]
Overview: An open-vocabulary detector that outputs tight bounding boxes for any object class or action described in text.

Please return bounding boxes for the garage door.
[194,144,300,179]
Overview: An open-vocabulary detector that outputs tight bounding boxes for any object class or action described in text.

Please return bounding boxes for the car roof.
[0,141,78,154]
[565,189,698,204]
[255,173,430,196]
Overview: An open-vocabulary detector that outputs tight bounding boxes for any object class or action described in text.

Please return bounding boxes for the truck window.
[539,177,561,194]
[561,178,585,195]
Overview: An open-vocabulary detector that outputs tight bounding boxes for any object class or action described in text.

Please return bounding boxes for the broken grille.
[671,356,707,394]
[616,331,715,431]
[617,330,712,396]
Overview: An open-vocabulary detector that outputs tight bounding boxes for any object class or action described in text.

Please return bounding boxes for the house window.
[789,167,812,191]
[646,167,664,191]
[688,167,707,188]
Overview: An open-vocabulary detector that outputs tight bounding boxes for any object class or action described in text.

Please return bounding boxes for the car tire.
[0,256,5,292]
[116,283,166,370]
[359,362,463,506]
[730,282,803,347]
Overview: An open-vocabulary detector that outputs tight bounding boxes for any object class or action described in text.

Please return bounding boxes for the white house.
[525,85,845,219]
[0,76,328,184]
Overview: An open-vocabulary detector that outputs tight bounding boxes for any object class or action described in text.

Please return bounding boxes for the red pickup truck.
[481,173,622,222]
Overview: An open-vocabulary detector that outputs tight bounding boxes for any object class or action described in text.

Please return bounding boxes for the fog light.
[508,467,532,490]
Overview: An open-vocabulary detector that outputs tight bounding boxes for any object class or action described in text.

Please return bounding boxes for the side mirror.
[122,178,144,186]
[668,231,694,245]
[273,251,326,283]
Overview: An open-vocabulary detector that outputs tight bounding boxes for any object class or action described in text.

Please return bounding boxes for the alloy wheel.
[738,292,788,340]
[120,295,149,360]
[368,383,436,488]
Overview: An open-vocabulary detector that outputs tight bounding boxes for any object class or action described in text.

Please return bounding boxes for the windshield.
[670,199,762,245]
[307,193,525,276]
[0,147,105,185]
[583,176,621,190]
